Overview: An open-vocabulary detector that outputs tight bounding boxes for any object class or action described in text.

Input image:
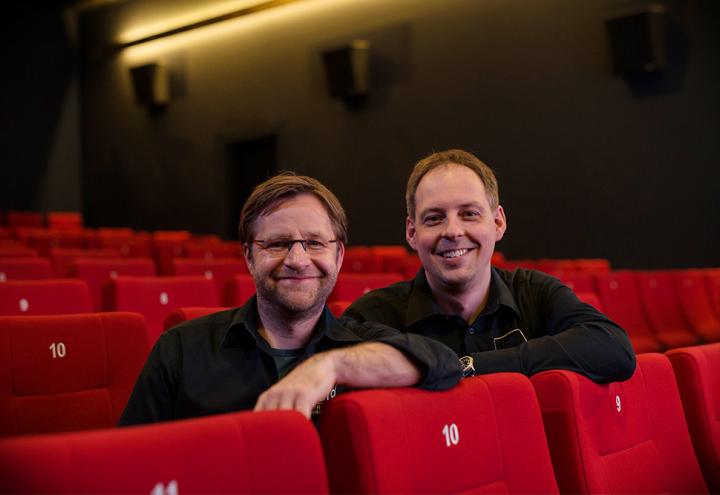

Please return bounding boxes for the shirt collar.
[222,295,364,350]
[404,266,521,326]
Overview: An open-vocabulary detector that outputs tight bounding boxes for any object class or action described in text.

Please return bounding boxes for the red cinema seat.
[575,291,603,312]
[0,257,53,281]
[667,343,720,492]
[0,280,92,316]
[6,211,43,229]
[103,276,219,346]
[595,271,661,353]
[531,353,707,494]
[46,211,82,230]
[401,255,423,279]
[172,258,248,295]
[674,271,720,342]
[71,257,157,311]
[319,374,558,494]
[328,300,351,317]
[224,273,256,306]
[163,307,229,331]
[27,230,86,255]
[559,272,596,294]
[0,245,38,258]
[49,247,121,277]
[0,312,148,436]
[0,410,328,494]
[183,241,237,260]
[637,272,699,349]
[153,239,185,275]
[342,247,382,273]
[330,273,404,302]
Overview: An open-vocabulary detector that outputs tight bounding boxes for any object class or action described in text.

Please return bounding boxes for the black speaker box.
[606,6,668,76]
[322,40,370,101]
[129,63,170,107]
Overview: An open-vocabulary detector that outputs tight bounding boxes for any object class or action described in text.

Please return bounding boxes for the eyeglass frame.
[249,238,339,255]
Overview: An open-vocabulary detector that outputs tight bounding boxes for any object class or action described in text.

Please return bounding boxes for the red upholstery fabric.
[328,300,351,317]
[341,248,382,273]
[559,272,596,294]
[172,258,248,295]
[102,276,218,346]
[183,242,237,260]
[0,245,38,258]
[531,353,707,494]
[0,312,148,436]
[595,271,661,353]
[401,255,423,279]
[575,291,604,312]
[667,343,720,492]
[330,273,404,302]
[27,230,85,255]
[163,306,229,331]
[46,212,82,230]
[637,272,699,348]
[0,279,92,316]
[6,211,43,228]
[0,257,53,280]
[224,273,256,307]
[49,247,121,277]
[0,410,328,494]
[319,373,558,494]
[709,271,720,317]
[674,272,720,342]
[71,257,157,311]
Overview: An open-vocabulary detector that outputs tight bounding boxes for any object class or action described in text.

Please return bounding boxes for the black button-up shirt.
[342,267,636,383]
[119,296,462,426]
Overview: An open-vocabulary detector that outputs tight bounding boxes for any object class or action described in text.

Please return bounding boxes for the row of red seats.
[1,210,82,230]
[557,269,720,352]
[0,312,716,494]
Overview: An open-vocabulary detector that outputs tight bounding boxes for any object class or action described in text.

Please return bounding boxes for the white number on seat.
[49,342,66,358]
[204,270,213,279]
[442,423,460,446]
[615,395,622,412]
[19,298,29,312]
[159,292,169,305]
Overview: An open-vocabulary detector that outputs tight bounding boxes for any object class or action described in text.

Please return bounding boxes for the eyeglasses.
[252,238,338,255]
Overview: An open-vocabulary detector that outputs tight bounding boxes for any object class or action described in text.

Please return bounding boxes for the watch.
[459,355,475,378]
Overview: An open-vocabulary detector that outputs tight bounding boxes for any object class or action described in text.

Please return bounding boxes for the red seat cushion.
[0,410,328,493]
[531,353,707,494]
[0,312,148,436]
[319,373,558,494]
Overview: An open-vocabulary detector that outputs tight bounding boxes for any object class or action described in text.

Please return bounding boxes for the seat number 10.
[49,342,66,358]
[442,423,460,446]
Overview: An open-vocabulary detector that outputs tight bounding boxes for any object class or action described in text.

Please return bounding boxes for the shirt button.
[468,328,476,335]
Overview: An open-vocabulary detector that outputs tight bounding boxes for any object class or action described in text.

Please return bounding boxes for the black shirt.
[342,267,636,384]
[119,296,462,426]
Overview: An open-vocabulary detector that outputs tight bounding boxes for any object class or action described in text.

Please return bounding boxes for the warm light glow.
[119,0,340,65]
[117,0,269,44]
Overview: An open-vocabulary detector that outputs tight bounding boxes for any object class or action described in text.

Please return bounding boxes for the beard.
[255,270,338,318]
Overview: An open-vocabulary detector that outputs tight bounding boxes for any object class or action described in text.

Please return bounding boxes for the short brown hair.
[239,171,349,244]
[405,149,499,219]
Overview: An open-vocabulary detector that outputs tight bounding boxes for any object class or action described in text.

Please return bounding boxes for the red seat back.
[172,258,248,296]
[330,272,403,302]
[0,257,53,281]
[71,257,157,311]
[0,312,148,436]
[667,343,720,492]
[531,353,707,494]
[319,373,558,494]
[0,279,92,316]
[0,410,328,494]
[673,271,720,342]
[595,271,660,353]
[103,276,219,346]
[224,274,256,306]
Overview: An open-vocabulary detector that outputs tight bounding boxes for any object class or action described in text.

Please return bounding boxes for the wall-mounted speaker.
[606,5,668,76]
[129,63,170,108]
[322,40,370,109]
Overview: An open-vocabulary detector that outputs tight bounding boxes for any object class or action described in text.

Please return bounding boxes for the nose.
[283,241,312,270]
[441,214,464,240]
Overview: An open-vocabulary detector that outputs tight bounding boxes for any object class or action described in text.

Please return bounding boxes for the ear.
[243,243,254,273]
[405,216,418,251]
[335,240,345,269]
[494,205,507,242]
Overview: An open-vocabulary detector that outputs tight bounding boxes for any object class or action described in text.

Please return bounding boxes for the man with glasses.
[119,172,461,425]
[342,149,636,384]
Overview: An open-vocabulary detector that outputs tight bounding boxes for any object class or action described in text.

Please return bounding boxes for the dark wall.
[73,0,719,268]
[1,3,78,212]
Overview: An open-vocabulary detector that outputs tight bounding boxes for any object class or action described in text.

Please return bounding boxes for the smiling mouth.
[436,248,473,259]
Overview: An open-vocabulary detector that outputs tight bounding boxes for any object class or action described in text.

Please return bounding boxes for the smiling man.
[343,149,636,383]
[119,173,461,425]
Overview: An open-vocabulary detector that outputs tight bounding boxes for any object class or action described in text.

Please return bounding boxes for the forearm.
[326,342,421,388]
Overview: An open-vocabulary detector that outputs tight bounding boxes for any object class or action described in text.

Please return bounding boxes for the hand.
[254,352,338,419]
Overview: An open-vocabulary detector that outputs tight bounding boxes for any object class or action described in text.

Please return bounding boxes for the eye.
[266,240,290,250]
[461,210,481,220]
[423,214,443,226]
[306,239,325,250]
